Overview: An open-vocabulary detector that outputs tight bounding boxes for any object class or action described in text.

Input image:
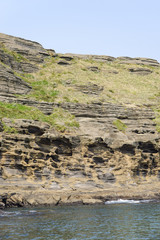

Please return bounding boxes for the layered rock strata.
[0,102,160,208]
[0,33,160,208]
[0,33,49,98]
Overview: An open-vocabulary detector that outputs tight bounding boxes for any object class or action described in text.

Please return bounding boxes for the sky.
[1,0,160,61]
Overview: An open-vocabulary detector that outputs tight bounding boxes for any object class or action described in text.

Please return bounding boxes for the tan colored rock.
[0,33,160,208]
[6,193,24,207]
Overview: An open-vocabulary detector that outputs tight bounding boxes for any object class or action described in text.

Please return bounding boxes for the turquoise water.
[0,201,160,240]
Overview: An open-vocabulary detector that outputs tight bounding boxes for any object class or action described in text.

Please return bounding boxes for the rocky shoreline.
[1,185,160,209]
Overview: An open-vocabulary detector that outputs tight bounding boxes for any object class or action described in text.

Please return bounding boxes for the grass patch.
[0,102,79,132]
[5,51,160,107]
[25,55,160,106]
[16,73,59,102]
[0,44,28,62]
[113,119,127,132]
[2,122,18,134]
[28,80,59,102]
[51,107,79,131]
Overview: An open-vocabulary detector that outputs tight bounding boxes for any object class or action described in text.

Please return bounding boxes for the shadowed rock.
[129,67,153,75]
[0,64,31,94]
[59,55,74,61]
[57,60,71,65]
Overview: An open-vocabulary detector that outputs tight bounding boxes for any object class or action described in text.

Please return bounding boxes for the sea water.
[0,200,160,240]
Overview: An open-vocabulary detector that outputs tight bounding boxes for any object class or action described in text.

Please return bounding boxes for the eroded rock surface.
[0,102,160,208]
[0,33,160,208]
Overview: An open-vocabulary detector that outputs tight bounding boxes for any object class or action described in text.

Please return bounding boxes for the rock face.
[0,33,160,208]
[62,53,116,62]
[0,64,31,95]
[0,48,39,73]
[0,33,49,65]
[74,83,103,95]
[0,33,50,99]
[128,67,153,75]
[0,102,160,207]
[117,57,159,67]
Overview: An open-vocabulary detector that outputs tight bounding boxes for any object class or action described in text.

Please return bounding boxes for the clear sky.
[1,0,160,61]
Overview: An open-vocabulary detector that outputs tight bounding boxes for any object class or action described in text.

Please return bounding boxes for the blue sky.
[1,0,160,61]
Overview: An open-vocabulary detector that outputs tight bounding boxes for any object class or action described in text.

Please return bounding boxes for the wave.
[0,210,22,217]
[0,209,38,217]
[29,210,37,213]
[105,199,151,204]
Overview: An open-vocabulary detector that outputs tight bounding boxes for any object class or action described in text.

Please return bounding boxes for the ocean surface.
[0,200,160,240]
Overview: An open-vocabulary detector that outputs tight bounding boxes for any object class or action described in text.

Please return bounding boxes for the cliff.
[0,33,160,208]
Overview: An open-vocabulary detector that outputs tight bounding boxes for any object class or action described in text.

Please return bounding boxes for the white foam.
[29,210,37,213]
[0,210,38,217]
[0,211,21,216]
[105,199,151,204]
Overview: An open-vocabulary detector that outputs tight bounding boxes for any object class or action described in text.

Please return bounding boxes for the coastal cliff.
[0,33,160,208]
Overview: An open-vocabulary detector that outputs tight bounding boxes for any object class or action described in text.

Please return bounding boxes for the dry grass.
[22,55,160,107]
[2,40,159,130]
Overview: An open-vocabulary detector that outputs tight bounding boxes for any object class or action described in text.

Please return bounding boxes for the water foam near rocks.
[105,199,152,204]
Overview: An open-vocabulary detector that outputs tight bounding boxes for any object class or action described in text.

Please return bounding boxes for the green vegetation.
[29,80,59,102]
[0,102,79,132]
[1,43,160,132]
[0,44,28,62]
[14,55,160,132]
[2,122,17,134]
[113,119,127,132]
[17,55,160,107]
[20,72,59,102]
[51,107,79,131]
[1,43,160,107]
